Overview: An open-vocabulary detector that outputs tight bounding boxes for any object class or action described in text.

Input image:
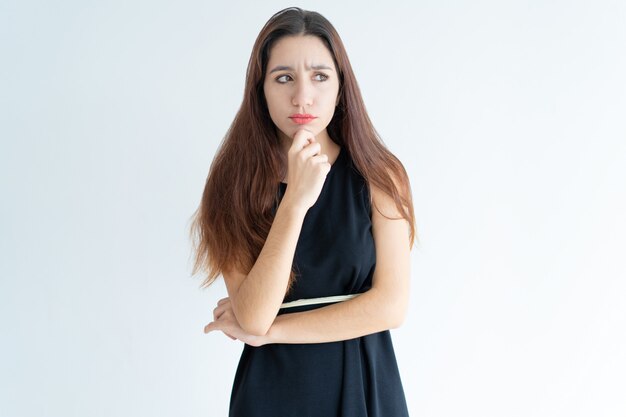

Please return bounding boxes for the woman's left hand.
[203,297,267,347]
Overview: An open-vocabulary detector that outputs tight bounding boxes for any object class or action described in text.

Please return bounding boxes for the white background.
[1,1,625,416]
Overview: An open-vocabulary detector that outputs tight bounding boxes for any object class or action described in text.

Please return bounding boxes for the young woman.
[190,7,417,416]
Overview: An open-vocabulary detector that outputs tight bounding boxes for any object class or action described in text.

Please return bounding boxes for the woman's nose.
[291,80,313,107]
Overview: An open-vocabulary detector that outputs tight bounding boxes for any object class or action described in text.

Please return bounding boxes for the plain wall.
[1,1,625,416]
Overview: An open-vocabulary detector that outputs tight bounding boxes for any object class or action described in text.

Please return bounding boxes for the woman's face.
[263,35,340,144]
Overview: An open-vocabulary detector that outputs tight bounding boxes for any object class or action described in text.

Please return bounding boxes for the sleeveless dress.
[228,146,410,417]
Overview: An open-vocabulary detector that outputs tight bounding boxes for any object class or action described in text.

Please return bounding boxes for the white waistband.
[280,294,361,309]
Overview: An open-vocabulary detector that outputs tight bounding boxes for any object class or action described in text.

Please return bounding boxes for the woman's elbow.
[241,322,271,337]
[237,313,273,337]
[385,309,404,329]
[388,312,406,329]
[386,296,409,329]
[230,297,281,337]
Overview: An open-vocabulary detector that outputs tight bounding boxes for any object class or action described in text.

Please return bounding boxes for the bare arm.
[207,178,411,344]
[223,129,330,336]
[263,180,411,344]
[223,200,307,336]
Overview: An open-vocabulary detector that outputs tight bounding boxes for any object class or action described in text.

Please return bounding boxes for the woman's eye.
[276,74,291,83]
[275,73,329,83]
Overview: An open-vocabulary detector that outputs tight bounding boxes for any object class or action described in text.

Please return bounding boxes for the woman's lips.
[289,114,317,125]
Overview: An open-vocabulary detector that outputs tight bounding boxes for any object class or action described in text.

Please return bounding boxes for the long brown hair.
[188,7,417,292]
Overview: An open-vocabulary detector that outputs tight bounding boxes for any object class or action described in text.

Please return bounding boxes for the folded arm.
[265,181,411,344]
[206,179,412,344]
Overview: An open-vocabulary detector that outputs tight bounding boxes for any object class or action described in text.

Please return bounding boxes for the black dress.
[228,146,410,417]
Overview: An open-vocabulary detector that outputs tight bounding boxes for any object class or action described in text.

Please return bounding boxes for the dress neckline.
[280,146,344,186]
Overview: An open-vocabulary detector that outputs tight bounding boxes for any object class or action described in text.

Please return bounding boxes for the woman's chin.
[279,127,316,141]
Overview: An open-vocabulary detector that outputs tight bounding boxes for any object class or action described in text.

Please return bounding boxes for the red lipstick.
[289,113,317,125]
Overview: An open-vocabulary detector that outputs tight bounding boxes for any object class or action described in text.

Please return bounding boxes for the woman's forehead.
[268,35,334,67]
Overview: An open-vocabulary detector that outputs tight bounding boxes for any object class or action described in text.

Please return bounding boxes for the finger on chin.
[293,128,315,150]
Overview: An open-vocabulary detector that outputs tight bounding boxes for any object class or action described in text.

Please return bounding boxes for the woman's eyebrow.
[269,64,334,73]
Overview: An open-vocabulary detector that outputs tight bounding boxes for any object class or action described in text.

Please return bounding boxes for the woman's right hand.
[283,128,331,211]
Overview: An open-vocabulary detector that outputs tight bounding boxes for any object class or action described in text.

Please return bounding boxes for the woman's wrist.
[278,194,309,219]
